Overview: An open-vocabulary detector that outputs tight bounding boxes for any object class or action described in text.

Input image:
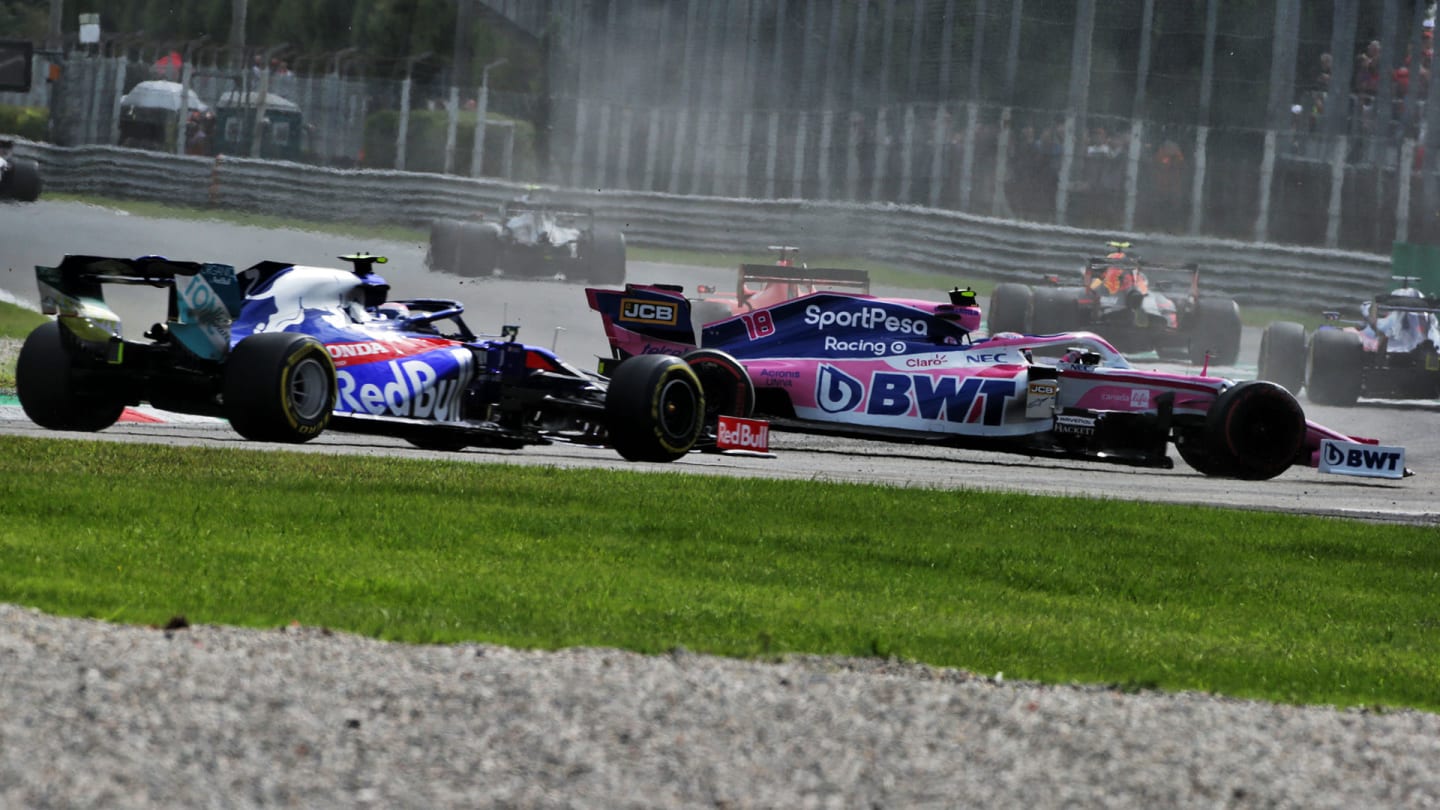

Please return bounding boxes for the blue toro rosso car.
[17,253,705,460]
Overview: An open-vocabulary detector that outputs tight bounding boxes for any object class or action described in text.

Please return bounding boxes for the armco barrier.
[11,139,1395,312]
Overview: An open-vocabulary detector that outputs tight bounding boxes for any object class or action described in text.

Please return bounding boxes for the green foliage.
[0,1,48,40]
[0,104,47,141]
[0,301,44,340]
[1,434,1438,713]
[362,108,535,176]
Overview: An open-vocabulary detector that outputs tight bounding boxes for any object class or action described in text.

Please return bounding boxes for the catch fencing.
[10,139,1393,314]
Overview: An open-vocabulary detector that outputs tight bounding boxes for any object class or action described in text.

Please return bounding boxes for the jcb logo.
[621,298,678,325]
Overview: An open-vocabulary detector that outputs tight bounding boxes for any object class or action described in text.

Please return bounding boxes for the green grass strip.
[0,435,1435,712]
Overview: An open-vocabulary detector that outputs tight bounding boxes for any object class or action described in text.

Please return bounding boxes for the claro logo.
[803,304,928,335]
[620,298,679,325]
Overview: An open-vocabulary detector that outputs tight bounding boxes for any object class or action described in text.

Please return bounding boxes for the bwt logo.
[814,364,1016,425]
[1324,442,1403,471]
[620,298,678,325]
[804,303,928,335]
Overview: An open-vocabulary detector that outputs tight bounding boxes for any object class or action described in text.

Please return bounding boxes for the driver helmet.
[377,302,411,320]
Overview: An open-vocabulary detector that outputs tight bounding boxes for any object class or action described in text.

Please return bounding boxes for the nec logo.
[620,298,679,325]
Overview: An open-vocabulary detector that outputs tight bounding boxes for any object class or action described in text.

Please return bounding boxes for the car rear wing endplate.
[37,255,242,361]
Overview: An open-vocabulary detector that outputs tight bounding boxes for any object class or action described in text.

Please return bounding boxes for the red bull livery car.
[588,280,1405,479]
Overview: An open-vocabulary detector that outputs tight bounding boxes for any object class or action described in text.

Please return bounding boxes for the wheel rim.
[658,377,700,440]
[288,356,331,421]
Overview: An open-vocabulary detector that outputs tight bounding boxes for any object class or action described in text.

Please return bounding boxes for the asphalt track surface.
[3,199,1438,525]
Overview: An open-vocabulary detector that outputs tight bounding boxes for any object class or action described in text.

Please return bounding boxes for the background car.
[589,279,1378,480]
[688,246,871,341]
[1258,282,1440,406]
[17,252,700,462]
[0,138,41,202]
[988,242,1243,366]
[427,195,626,285]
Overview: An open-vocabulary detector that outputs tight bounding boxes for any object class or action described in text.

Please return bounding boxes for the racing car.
[426,195,626,284]
[0,138,42,202]
[988,242,1242,366]
[688,246,872,342]
[588,279,1397,479]
[1257,282,1440,406]
[16,253,703,462]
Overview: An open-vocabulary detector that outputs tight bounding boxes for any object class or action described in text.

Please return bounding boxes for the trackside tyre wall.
[605,354,705,462]
[988,283,1033,334]
[0,158,42,202]
[1257,321,1307,395]
[682,349,756,429]
[1189,298,1243,366]
[16,321,125,431]
[455,222,500,277]
[224,332,336,443]
[427,219,464,272]
[1178,380,1307,480]
[586,228,627,285]
[1305,327,1364,407]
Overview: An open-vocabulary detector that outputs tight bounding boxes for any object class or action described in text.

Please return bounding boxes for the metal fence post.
[442,85,459,174]
[643,107,660,190]
[792,111,808,199]
[617,106,633,190]
[900,104,915,204]
[764,109,779,199]
[819,109,834,200]
[1189,126,1209,235]
[1325,135,1348,248]
[1397,139,1415,243]
[396,75,411,171]
[738,110,754,197]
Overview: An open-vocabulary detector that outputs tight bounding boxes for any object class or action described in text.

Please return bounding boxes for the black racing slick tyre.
[0,157,42,202]
[988,283,1033,335]
[682,349,755,431]
[605,354,705,462]
[15,321,125,432]
[1257,321,1307,395]
[1178,380,1307,480]
[455,222,501,277]
[1188,297,1243,367]
[585,228,627,285]
[427,219,464,272]
[223,332,336,443]
[1305,327,1364,407]
[1031,286,1083,334]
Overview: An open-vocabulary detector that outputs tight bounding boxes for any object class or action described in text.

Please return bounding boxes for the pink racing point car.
[587,282,1401,479]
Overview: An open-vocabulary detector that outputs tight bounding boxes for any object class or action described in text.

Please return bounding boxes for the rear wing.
[501,200,594,222]
[1082,256,1200,294]
[1083,256,1199,276]
[1324,293,1440,324]
[737,263,870,290]
[37,255,242,361]
[734,263,870,304]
